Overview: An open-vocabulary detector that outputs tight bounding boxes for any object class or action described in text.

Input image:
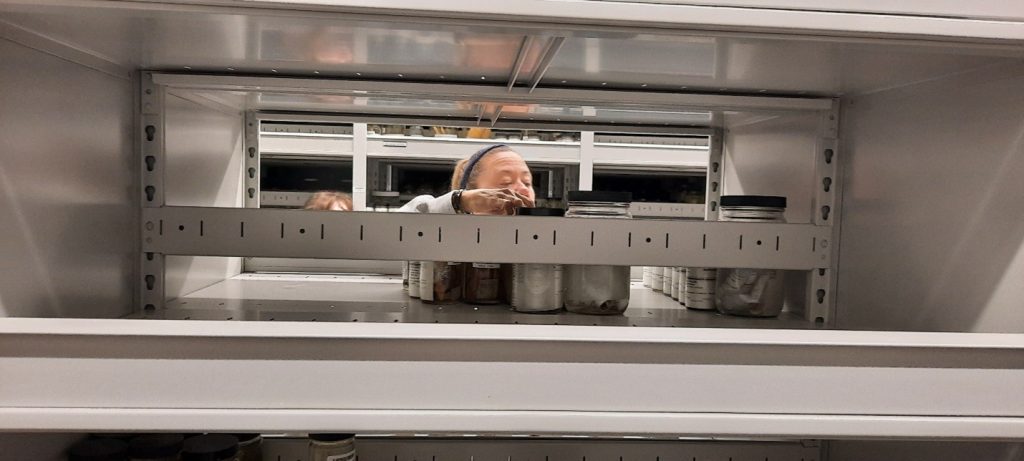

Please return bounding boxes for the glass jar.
[419,261,463,304]
[401,261,409,294]
[181,434,239,461]
[231,434,261,461]
[69,438,129,461]
[650,266,663,292]
[308,434,356,461]
[685,267,717,310]
[715,195,788,317]
[661,266,672,294]
[407,261,421,299]
[127,434,184,461]
[563,191,633,315]
[511,207,566,313]
[464,262,501,304]
[670,267,681,300]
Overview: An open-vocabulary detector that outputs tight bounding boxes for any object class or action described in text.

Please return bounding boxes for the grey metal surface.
[837,62,1024,333]
[142,206,831,269]
[0,39,135,319]
[161,90,246,300]
[2,1,1022,100]
[265,437,822,461]
[136,274,815,329]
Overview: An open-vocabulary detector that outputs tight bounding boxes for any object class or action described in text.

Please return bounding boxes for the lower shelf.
[136,273,815,329]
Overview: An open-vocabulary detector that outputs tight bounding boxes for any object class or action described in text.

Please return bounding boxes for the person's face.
[473,150,535,201]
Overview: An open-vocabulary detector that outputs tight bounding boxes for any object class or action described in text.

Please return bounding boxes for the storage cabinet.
[1,1,1023,459]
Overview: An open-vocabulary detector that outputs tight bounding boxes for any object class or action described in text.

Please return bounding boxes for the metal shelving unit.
[2,1,1024,458]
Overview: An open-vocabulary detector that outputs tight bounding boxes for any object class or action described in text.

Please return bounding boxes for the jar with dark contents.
[181,434,239,461]
[463,262,501,304]
[308,433,356,461]
[127,434,184,461]
[563,191,633,315]
[69,438,129,461]
[419,261,463,304]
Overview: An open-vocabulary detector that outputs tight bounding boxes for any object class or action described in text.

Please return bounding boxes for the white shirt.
[398,190,457,214]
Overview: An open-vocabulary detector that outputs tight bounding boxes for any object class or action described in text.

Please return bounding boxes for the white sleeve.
[398,191,457,214]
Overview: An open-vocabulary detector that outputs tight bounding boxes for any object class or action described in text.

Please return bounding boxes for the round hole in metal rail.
[533,234,539,240]
[417,231,423,237]
[756,240,762,245]
[178,225,185,231]
[299,228,306,234]
[645,237,651,243]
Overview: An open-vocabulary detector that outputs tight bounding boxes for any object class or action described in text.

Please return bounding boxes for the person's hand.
[460,188,535,215]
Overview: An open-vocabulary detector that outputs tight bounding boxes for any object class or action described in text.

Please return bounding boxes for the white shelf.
[136,274,814,329]
[1,313,1023,437]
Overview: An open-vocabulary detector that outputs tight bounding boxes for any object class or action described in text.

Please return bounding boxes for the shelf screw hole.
[145,275,155,290]
[710,201,717,211]
[299,228,306,234]
[144,304,155,311]
[712,162,720,173]
[645,237,651,243]
[821,205,831,221]
[532,234,538,240]
[248,147,256,158]
[711,181,719,192]
[247,187,255,199]
[178,225,185,231]
[417,231,424,237]
[816,289,826,304]
[756,240,762,245]
[145,186,155,202]
[823,177,832,192]
[144,125,156,142]
[145,156,156,172]
[824,148,834,164]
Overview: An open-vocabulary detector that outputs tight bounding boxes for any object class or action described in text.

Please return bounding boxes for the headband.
[459,144,509,190]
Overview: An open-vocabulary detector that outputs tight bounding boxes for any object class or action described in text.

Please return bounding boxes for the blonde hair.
[450,145,515,191]
[303,191,353,211]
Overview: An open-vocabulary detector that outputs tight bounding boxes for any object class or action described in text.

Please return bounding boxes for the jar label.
[472,263,500,269]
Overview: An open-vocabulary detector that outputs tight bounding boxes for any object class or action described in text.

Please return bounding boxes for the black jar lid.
[517,207,565,216]
[566,190,632,203]
[127,434,184,459]
[181,434,239,461]
[309,433,356,442]
[69,438,128,461]
[719,195,787,209]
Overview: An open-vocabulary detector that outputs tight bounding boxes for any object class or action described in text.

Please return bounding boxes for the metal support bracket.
[807,100,841,324]
[706,129,724,221]
[243,111,260,209]
[139,72,166,312]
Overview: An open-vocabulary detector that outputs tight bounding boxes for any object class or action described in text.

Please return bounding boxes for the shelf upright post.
[579,131,595,191]
[706,128,724,221]
[139,72,166,312]
[244,111,260,209]
[807,99,842,324]
[352,123,368,210]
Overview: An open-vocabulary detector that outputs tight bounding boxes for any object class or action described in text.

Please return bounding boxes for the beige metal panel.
[837,62,1024,333]
[0,39,134,319]
[830,440,1024,461]
[142,207,830,269]
[615,1,1024,22]
[162,93,246,299]
[723,113,819,225]
[4,3,1021,98]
